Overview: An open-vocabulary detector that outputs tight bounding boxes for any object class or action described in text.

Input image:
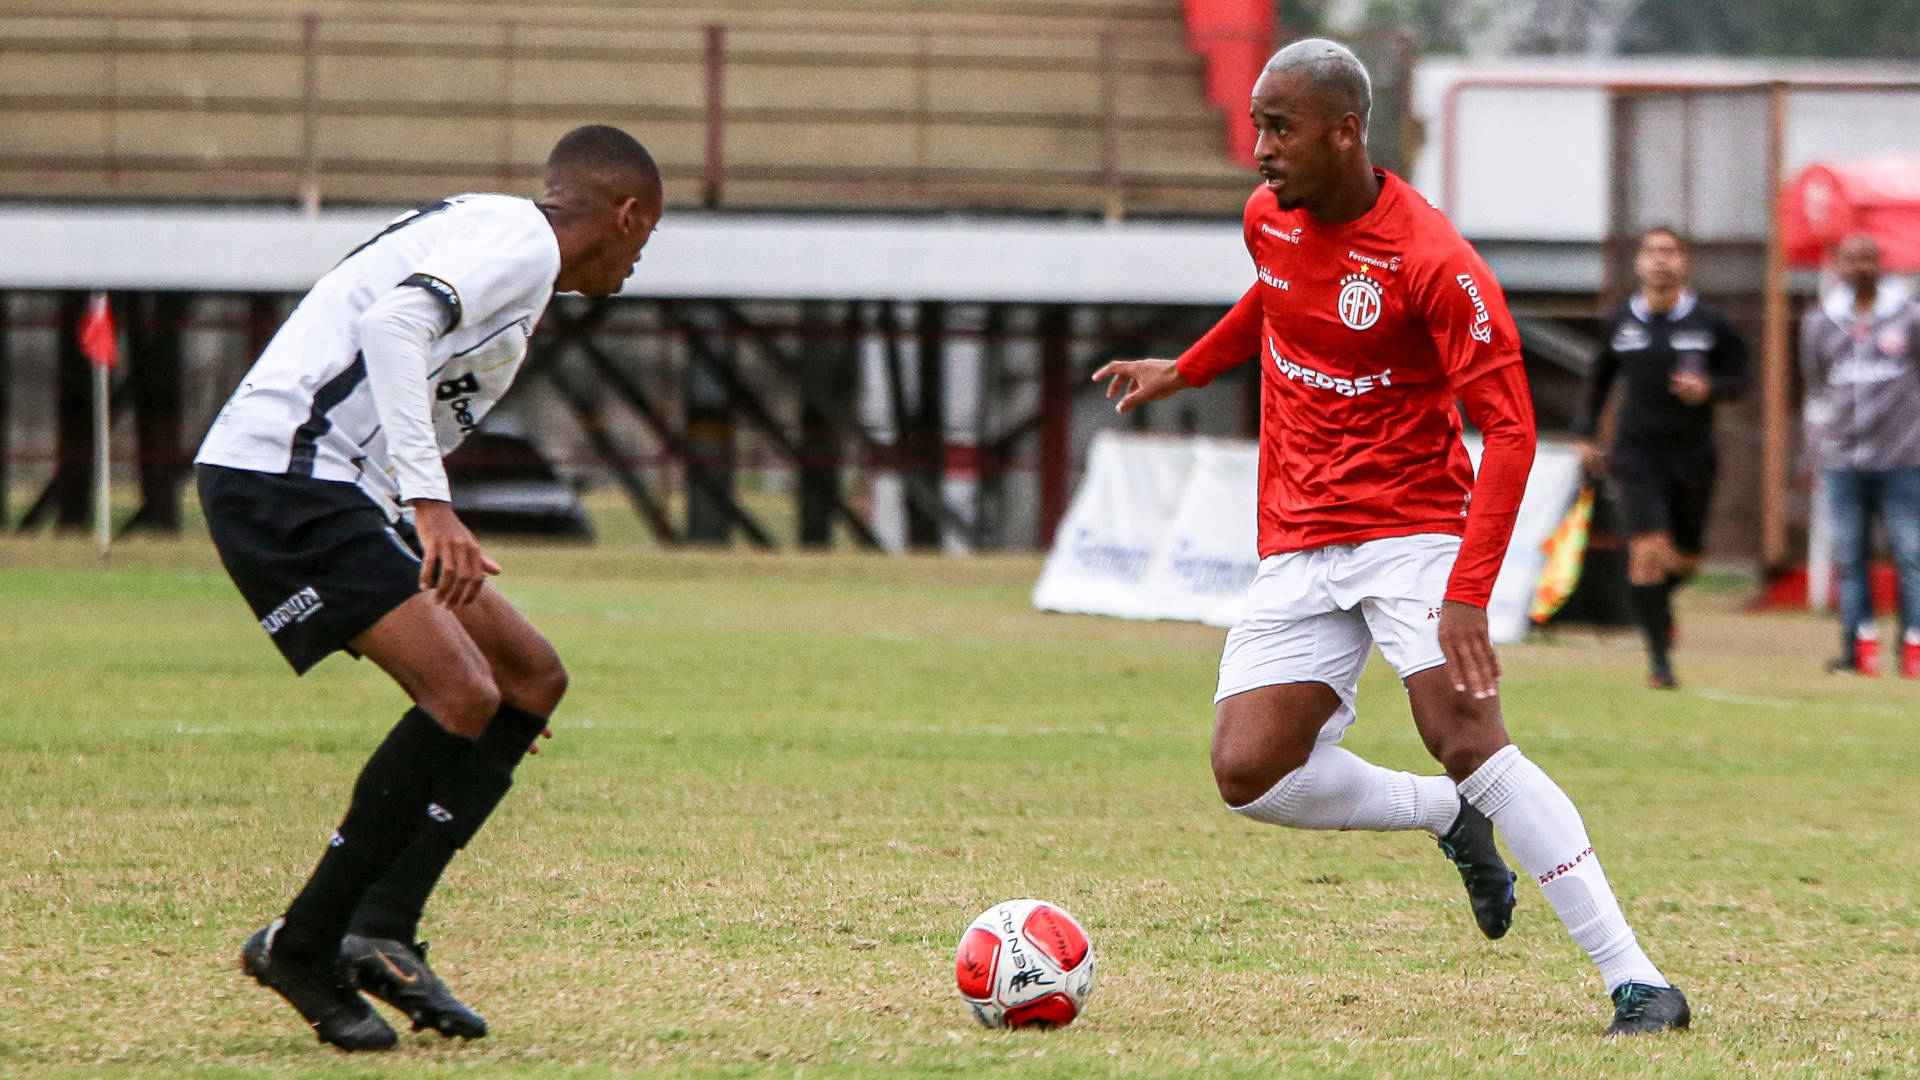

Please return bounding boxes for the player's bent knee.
[423,676,503,739]
[1412,691,1508,781]
[1434,739,1498,782]
[1627,544,1663,585]
[1429,718,1507,780]
[495,633,567,716]
[1212,744,1310,808]
[525,654,568,714]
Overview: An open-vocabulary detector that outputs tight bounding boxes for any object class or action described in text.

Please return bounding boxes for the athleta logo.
[1260,222,1303,244]
[1337,271,1383,331]
[1258,265,1291,291]
[1269,338,1393,397]
[1347,249,1402,273]
[260,586,323,635]
[1456,273,1494,344]
[436,372,481,433]
[1537,846,1594,886]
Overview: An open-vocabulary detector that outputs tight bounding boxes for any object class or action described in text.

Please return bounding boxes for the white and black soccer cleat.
[341,934,488,1039]
[1606,981,1691,1035]
[241,920,398,1052]
[1435,797,1517,940]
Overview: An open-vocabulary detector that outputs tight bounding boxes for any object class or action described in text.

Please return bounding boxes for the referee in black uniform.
[1573,226,1749,688]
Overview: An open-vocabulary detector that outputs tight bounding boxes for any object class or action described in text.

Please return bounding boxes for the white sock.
[1232,744,1460,834]
[1459,745,1669,992]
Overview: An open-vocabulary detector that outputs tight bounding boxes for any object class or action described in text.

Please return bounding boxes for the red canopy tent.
[1182,0,1271,164]
[1779,157,1920,270]
[1755,156,1920,609]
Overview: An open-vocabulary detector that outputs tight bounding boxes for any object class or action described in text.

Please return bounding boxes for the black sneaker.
[1606,981,1691,1035]
[1435,798,1517,940]
[1647,659,1679,690]
[342,934,488,1039]
[240,920,397,1052]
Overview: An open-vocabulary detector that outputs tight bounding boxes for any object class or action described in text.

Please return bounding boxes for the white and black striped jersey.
[195,194,560,520]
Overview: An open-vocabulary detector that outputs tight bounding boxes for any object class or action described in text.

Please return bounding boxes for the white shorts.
[1213,533,1461,744]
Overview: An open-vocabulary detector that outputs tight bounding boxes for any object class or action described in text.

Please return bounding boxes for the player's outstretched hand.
[1091,358,1189,414]
[1437,600,1501,700]
[412,499,502,609]
[1574,440,1606,478]
[1669,371,1711,406]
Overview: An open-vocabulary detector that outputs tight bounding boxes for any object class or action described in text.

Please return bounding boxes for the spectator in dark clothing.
[1573,226,1749,689]
[1801,232,1920,678]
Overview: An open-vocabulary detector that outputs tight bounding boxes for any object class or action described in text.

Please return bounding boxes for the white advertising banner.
[1034,431,1583,644]
[1030,433,1196,621]
[1473,437,1585,643]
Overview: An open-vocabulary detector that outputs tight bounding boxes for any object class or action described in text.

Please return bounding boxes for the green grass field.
[2,532,1916,1078]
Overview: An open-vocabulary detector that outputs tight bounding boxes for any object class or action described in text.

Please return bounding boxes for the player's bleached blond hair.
[1263,38,1372,142]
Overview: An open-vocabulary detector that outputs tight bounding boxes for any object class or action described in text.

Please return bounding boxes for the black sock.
[1629,582,1674,669]
[348,704,547,942]
[277,708,472,962]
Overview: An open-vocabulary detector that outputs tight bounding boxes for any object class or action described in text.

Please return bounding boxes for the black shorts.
[1608,445,1716,555]
[196,464,423,674]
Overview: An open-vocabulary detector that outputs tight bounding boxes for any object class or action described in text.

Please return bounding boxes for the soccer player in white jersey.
[195,125,661,1051]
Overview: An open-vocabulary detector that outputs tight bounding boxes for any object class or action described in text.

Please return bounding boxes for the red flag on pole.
[79,292,119,370]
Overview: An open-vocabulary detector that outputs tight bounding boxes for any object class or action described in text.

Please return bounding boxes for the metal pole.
[500,21,517,191]
[1603,91,1634,308]
[107,17,120,190]
[1760,81,1791,572]
[55,292,91,531]
[909,300,946,550]
[0,290,9,527]
[1098,31,1121,221]
[1038,305,1072,547]
[914,31,930,197]
[129,292,187,533]
[299,13,321,215]
[703,25,727,209]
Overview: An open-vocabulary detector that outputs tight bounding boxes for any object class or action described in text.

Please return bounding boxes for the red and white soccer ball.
[954,898,1096,1029]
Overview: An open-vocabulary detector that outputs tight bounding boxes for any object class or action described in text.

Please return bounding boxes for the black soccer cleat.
[1606,981,1691,1036]
[1435,797,1517,940]
[241,920,397,1052]
[342,934,489,1039]
[1647,660,1679,690]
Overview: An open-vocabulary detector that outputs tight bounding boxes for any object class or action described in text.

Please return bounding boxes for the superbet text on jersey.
[1176,171,1524,560]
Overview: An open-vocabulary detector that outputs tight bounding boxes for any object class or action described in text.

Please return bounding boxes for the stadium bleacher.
[0,0,1252,214]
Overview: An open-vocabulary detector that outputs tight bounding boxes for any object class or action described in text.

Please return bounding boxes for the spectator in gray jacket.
[1800,233,1920,676]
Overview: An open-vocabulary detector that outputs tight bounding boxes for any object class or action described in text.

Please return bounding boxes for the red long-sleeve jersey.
[1175,171,1537,607]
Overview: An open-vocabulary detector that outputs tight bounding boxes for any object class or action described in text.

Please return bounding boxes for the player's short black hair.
[547,124,660,189]
[1639,225,1690,253]
[1264,38,1372,139]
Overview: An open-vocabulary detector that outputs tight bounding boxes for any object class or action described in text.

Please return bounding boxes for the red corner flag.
[79,292,119,370]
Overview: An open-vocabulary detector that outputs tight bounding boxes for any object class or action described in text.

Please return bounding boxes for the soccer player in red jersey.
[1094,39,1688,1035]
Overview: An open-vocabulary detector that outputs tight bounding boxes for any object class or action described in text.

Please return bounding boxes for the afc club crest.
[1338,271,1383,331]
[1879,325,1909,357]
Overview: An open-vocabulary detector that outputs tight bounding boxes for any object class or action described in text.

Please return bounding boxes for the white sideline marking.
[1690,689,1798,709]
